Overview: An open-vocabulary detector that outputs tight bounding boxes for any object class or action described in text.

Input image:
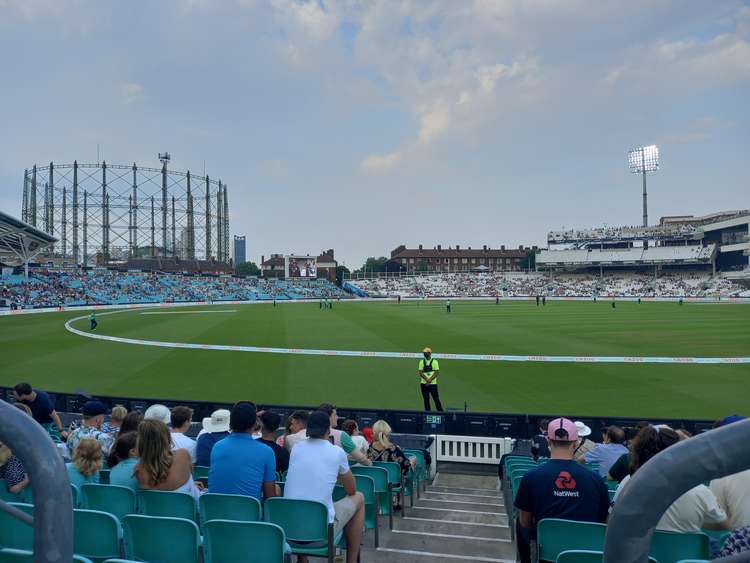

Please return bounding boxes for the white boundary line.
[62,308,750,365]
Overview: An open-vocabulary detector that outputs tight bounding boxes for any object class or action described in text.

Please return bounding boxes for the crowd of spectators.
[548,223,699,243]
[350,271,749,298]
[0,269,350,309]
[513,415,750,562]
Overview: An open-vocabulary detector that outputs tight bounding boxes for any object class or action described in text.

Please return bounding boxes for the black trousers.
[420,383,443,411]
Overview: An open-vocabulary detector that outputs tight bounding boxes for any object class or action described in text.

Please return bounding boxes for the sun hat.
[547,417,579,442]
[423,347,432,354]
[574,421,592,438]
[202,409,231,433]
[143,404,171,425]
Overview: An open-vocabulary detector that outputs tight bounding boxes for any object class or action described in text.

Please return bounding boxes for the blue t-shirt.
[109,458,139,491]
[208,433,276,500]
[514,459,609,526]
[22,390,55,425]
[66,463,100,488]
[196,431,230,467]
[584,443,629,478]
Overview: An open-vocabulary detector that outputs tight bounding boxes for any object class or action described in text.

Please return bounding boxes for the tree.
[235,261,260,277]
[336,265,350,286]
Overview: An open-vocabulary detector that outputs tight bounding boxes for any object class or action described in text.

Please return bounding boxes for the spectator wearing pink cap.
[514,417,610,563]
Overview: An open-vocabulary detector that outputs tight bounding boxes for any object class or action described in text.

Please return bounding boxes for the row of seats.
[501,455,714,563]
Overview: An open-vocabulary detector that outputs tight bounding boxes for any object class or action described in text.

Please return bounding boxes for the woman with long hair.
[66,438,103,487]
[108,431,139,491]
[133,419,201,498]
[118,411,143,437]
[367,420,414,476]
[613,425,729,533]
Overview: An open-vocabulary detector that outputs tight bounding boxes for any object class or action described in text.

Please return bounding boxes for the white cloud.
[361,151,402,174]
[270,0,339,41]
[121,83,144,105]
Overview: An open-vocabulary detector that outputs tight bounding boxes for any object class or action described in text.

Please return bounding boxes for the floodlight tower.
[628,145,659,227]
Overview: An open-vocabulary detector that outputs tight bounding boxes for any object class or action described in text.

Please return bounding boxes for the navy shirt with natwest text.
[514,459,609,525]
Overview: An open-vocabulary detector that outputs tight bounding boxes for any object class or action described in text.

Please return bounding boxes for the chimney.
[501,245,505,251]
[518,245,523,250]
[483,245,487,251]
[456,245,460,250]
[261,255,265,264]
[418,244,423,250]
[437,245,442,251]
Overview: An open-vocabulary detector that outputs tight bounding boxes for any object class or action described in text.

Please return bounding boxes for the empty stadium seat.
[203,520,288,563]
[0,503,34,551]
[72,509,121,563]
[122,515,200,563]
[198,493,262,527]
[81,484,136,523]
[0,549,93,563]
[264,497,343,562]
[137,490,196,522]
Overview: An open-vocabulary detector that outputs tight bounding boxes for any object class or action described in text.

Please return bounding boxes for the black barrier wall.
[0,386,717,440]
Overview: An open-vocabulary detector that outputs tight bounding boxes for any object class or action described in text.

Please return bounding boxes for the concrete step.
[361,546,515,563]
[397,515,512,539]
[375,527,516,560]
[434,473,499,491]
[429,485,501,496]
[404,506,508,526]
[414,497,505,513]
[421,490,504,504]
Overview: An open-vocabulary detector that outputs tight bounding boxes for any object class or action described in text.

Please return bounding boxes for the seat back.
[203,520,286,563]
[73,509,121,562]
[537,519,607,563]
[354,475,377,530]
[0,548,93,563]
[351,466,388,494]
[0,480,23,503]
[403,449,427,480]
[70,484,80,508]
[650,531,709,563]
[198,493,262,527]
[122,515,199,563]
[138,489,196,521]
[556,550,658,563]
[81,484,137,522]
[192,465,210,481]
[373,461,401,487]
[264,497,329,543]
[0,503,34,551]
[98,469,111,485]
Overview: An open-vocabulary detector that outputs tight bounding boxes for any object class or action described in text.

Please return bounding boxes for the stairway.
[360,470,516,563]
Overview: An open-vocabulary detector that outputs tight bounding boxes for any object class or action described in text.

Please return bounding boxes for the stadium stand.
[347,271,748,298]
[0,270,350,309]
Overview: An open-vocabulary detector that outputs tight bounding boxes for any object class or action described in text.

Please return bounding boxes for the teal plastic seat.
[650,530,709,563]
[556,550,658,563]
[264,497,342,563]
[0,479,24,503]
[193,465,210,481]
[98,469,110,485]
[351,465,392,528]
[198,493,261,527]
[137,489,196,522]
[0,503,34,551]
[537,519,607,562]
[402,449,427,494]
[332,475,378,546]
[373,461,404,521]
[73,509,122,563]
[122,515,200,563]
[203,520,287,563]
[0,548,93,562]
[81,484,137,522]
[70,484,81,509]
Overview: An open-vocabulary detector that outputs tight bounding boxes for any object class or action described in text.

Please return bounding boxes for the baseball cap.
[719,414,747,426]
[143,404,171,425]
[423,347,432,354]
[307,410,331,439]
[202,409,231,433]
[547,417,579,442]
[574,421,592,438]
[82,400,108,417]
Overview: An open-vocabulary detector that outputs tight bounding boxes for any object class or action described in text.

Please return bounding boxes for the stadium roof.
[0,211,57,263]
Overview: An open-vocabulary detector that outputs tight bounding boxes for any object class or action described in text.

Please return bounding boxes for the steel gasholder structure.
[21,161,230,265]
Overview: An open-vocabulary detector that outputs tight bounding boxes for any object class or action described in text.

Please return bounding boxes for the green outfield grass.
[1,300,748,419]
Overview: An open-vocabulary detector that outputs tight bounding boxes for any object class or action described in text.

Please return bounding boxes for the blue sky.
[0,0,748,268]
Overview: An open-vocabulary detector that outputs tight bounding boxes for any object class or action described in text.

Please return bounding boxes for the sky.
[0,0,748,269]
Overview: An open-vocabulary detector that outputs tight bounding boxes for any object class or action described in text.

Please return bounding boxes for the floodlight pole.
[641,148,648,227]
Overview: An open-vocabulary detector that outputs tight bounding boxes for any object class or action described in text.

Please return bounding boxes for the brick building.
[390,244,533,273]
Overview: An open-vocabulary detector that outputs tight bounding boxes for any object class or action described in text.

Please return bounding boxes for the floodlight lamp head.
[628,145,659,173]
[158,152,171,165]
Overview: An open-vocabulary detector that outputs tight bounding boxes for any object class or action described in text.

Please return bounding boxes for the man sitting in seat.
[196,409,231,466]
[257,410,290,473]
[577,425,628,478]
[170,406,197,464]
[514,417,609,563]
[67,400,115,458]
[208,401,277,502]
[284,410,365,563]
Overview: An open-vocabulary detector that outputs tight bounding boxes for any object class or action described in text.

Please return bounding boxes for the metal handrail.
[0,400,73,562]
[604,420,750,563]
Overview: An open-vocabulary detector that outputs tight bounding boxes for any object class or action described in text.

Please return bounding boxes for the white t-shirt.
[171,432,197,464]
[710,469,750,528]
[284,438,350,523]
[351,435,369,457]
[284,429,307,452]
[615,475,727,533]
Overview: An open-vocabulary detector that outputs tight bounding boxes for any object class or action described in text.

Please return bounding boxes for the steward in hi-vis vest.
[417,347,444,412]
